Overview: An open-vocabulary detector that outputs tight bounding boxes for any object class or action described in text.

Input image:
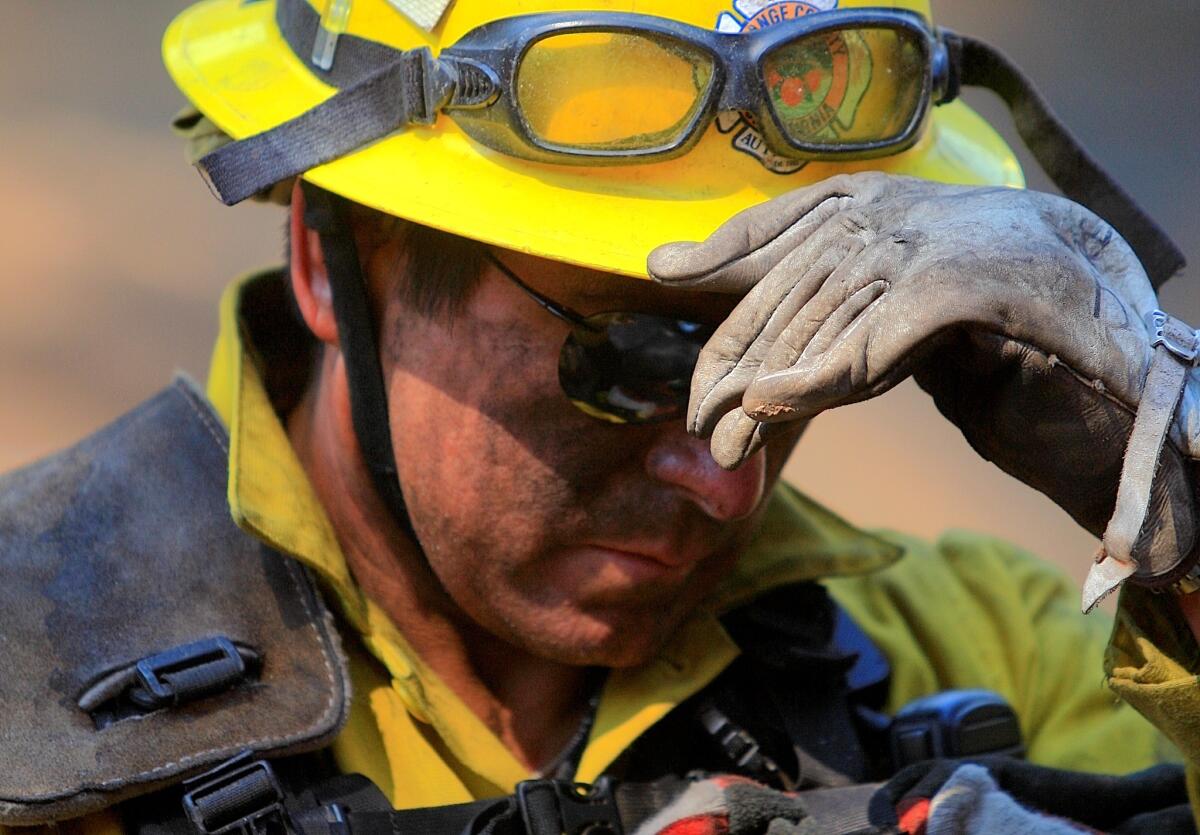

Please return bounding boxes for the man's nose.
[644,429,766,522]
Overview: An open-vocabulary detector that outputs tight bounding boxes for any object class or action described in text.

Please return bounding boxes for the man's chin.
[509,606,687,669]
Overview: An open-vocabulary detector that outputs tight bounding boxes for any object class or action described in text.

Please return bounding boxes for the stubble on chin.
[489,543,743,669]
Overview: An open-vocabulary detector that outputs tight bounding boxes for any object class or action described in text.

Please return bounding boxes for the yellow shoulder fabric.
[824,530,1170,774]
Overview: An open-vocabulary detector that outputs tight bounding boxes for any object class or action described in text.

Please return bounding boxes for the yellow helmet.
[163,0,1023,278]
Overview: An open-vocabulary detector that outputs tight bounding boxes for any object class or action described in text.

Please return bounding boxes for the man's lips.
[568,546,692,588]
[581,540,713,571]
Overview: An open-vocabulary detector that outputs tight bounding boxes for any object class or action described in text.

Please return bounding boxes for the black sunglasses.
[482,251,714,425]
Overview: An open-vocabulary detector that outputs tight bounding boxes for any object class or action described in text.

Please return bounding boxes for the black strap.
[610,585,886,790]
[299,183,416,539]
[317,800,501,835]
[722,585,871,787]
[200,54,420,206]
[199,0,459,206]
[953,32,1186,288]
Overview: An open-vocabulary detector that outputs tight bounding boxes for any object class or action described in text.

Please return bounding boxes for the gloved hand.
[648,172,1199,601]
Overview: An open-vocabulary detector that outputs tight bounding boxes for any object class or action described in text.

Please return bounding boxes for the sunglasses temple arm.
[480,251,601,330]
[946,31,1185,288]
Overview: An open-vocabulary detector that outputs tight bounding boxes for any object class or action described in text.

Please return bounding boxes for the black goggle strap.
[199,45,437,206]
[299,181,417,539]
[198,0,497,206]
[949,32,1186,288]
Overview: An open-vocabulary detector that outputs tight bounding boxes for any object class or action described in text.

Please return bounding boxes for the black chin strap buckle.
[182,751,294,835]
[515,779,623,835]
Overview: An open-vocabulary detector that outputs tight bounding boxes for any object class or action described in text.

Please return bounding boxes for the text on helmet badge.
[715,0,872,174]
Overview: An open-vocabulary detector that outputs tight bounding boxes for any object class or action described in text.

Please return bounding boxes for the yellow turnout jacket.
[13,274,1196,834]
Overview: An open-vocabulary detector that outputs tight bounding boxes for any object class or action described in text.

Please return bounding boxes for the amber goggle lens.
[762,26,925,146]
[516,31,716,151]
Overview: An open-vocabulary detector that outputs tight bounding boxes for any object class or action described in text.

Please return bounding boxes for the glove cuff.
[1084,310,1200,611]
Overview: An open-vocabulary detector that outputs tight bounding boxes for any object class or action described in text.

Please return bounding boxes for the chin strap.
[300,182,417,540]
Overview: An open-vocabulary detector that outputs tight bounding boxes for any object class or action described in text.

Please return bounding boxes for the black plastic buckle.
[182,751,293,835]
[515,778,623,835]
[133,635,246,709]
[399,47,456,125]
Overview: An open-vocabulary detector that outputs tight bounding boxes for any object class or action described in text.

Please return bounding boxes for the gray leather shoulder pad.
[0,377,350,825]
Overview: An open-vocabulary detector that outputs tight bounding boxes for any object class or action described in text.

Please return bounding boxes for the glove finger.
[687,219,871,436]
[752,243,885,381]
[647,172,891,293]
[753,279,893,411]
[744,285,942,421]
[700,400,806,465]
[707,409,798,470]
[709,409,768,470]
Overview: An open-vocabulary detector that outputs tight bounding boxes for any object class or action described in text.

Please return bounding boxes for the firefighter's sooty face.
[367,244,804,668]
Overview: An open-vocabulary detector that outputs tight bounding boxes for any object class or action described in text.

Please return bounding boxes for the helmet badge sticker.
[715,0,872,174]
[384,0,455,31]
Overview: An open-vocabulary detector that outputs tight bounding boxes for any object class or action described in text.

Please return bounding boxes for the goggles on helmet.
[422,9,947,166]
[482,251,713,425]
[201,8,954,205]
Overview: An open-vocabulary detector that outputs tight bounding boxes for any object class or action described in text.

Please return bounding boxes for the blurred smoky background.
[0,1,1195,590]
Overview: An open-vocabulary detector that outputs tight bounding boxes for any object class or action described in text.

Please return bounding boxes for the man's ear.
[289,180,339,346]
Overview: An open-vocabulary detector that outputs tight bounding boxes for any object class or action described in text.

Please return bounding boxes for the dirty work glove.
[648,173,1199,604]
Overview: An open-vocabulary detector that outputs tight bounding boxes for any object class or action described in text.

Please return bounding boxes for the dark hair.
[347,202,485,319]
[283,200,486,328]
[276,202,485,409]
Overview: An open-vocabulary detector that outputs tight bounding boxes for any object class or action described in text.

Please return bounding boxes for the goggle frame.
[437,9,952,166]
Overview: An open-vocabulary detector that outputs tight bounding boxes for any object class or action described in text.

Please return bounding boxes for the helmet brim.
[164,0,1024,278]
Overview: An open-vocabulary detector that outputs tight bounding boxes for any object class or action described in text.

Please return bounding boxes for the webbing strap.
[954,34,1186,289]
[199,54,418,206]
[290,776,884,835]
[332,801,501,835]
[1083,311,1199,610]
[333,779,886,835]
